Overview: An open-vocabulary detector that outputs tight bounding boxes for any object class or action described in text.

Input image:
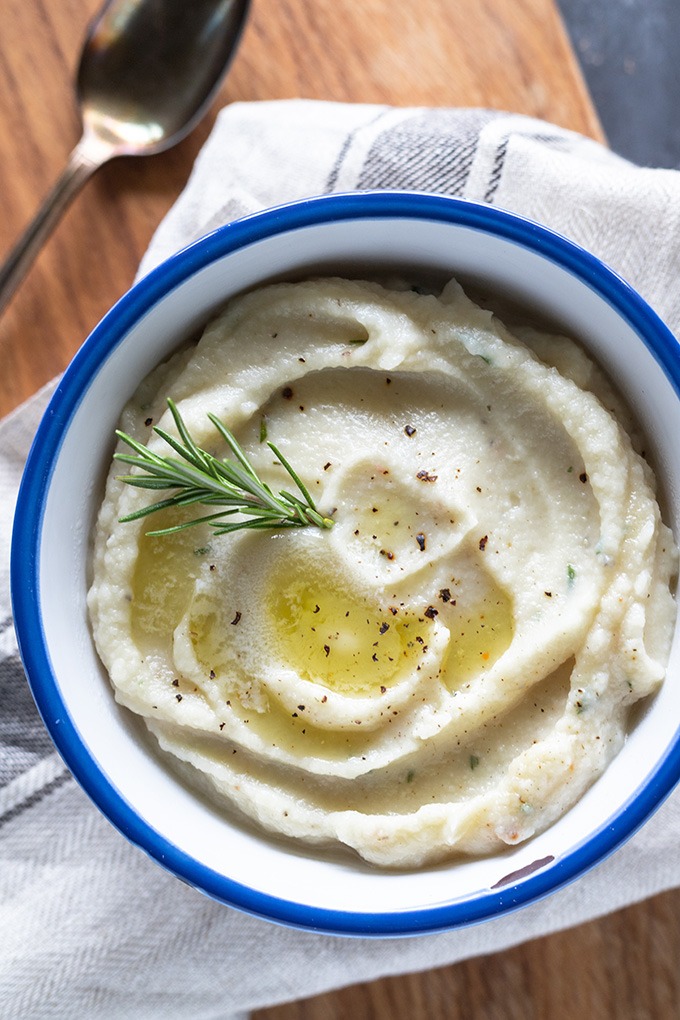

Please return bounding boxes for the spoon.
[0,0,250,317]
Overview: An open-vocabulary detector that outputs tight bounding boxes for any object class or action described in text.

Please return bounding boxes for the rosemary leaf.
[208,412,261,482]
[269,441,318,510]
[115,400,334,537]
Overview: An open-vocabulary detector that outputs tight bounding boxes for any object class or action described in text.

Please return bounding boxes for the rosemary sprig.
[114,399,334,537]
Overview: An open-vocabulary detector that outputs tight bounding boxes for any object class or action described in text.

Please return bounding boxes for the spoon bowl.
[79,0,249,156]
[0,0,250,315]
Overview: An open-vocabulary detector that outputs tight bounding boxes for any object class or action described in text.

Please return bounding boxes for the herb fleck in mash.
[88,278,678,867]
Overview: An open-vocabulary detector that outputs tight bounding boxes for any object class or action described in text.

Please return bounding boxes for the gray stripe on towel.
[0,653,55,787]
[357,108,498,195]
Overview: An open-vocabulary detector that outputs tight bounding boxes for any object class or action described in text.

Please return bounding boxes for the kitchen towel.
[3,100,680,1019]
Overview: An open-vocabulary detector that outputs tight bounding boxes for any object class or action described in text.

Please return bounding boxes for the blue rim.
[10,192,680,936]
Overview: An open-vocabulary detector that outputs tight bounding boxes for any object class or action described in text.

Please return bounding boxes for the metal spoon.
[0,0,250,317]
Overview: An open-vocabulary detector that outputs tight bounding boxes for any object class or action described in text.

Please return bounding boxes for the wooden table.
[2,1,678,1016]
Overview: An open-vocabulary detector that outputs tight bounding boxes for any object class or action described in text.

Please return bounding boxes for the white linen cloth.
[3,100,680,1019]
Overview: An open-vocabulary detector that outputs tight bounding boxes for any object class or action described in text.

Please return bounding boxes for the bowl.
[11,192,680,936]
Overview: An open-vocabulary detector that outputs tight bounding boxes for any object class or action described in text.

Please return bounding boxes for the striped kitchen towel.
[3,100,680,1019]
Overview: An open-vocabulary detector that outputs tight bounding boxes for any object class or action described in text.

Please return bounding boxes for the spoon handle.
[0,138,108,318]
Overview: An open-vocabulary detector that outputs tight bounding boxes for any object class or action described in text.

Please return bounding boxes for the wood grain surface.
[0,0,602,419]
[3,2,677,1018]
[254,886,680,1018]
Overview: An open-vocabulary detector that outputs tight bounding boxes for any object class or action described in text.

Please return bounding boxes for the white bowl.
[11,192,680,935]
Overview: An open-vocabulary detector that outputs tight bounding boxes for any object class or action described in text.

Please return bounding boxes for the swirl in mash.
[88,278,678,867]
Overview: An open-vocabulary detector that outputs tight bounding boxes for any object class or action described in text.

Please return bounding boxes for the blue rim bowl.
[11,192,680,936]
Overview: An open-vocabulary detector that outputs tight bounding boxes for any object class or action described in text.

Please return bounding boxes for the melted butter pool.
[269,564,434,698]
[442,587,515,688]
[131,510,209,642]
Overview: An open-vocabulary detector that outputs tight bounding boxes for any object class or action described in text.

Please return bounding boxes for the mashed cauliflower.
[88,277,678,867]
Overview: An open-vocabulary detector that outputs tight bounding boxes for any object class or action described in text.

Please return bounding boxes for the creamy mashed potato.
[88,278,678,867]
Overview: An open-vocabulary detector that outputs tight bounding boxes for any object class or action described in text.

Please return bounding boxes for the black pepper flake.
[231,611,242,625]
[298,356,306,363]
[389,606,398,615]
[380,685,387,694]
[324,462,331,470]
[209,669,216,679]
[175,694,183,702]
[372,653,378,662]
[579,472,588,483]
[323,644,330,657]
[209,564,216,571]
[479,535,488,551]
[282,386,293,400]
[313,604,320,614]
[416,469,438,482]
[321,695,328,703]
[379,622,390,634]
[404,425,417,437]
[545,591,553,598]
[416,533,426,552]
[172,678,179,687]
[144,417,153,427]
[424,606,438,620]
[439,588,452,603]
[380,549,395,560]
[219,722,225,730]
[297,705,305,712]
